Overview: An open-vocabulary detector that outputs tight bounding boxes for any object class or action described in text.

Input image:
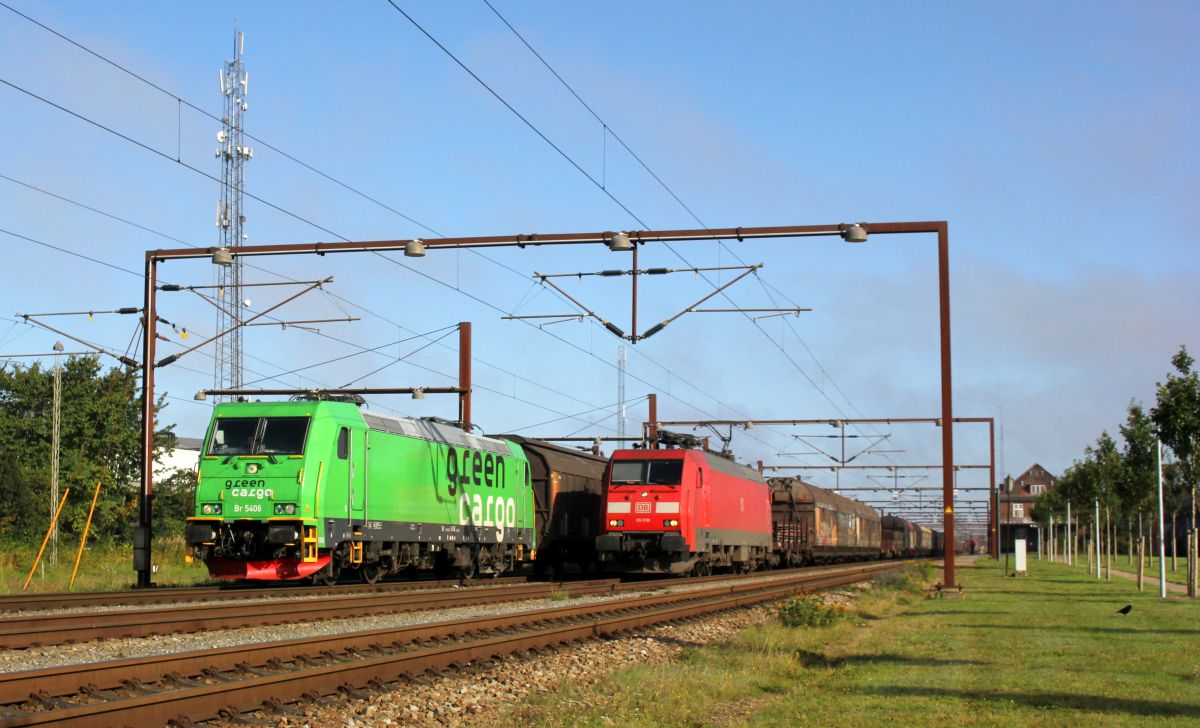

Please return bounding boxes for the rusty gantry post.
[458,321,472,432]
[855,221,956,586]
[936,222,955,588]
[647,393,657,448]
[990,418,999,559]
[137,253,158,588]
[631,242,638,341]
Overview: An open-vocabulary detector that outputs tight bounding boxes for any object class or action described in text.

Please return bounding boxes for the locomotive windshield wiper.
[264,453,279,464]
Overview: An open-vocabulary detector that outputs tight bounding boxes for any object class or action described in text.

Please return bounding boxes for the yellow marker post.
[69,478,103,591]
[24,489,71,591]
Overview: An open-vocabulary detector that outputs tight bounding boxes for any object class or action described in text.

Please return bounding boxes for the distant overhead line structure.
[636,412,985,587]
[137,220,959,588]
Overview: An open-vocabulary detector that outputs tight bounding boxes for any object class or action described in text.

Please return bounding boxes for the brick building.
[990,463,1056,554]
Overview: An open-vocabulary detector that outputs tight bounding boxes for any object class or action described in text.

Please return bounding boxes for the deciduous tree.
[1151,346,1200,529]
[0,356,175,544]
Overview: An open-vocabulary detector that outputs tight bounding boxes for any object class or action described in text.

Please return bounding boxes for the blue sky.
[1,1,1196,527]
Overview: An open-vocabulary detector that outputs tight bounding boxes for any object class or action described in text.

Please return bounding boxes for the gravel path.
[220,604,780,728]
[213,584,868,727]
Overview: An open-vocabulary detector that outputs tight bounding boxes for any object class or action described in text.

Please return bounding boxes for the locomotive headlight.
[245,463,259,474]
[201,503,222,515]
[608,519,624,527]
[274,503,297,515]
[664,519,678,527]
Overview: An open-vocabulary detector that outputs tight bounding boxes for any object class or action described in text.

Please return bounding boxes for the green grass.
[1137,555,1194,586]
[490,559,1200,727]
[1053,552,1193,586]
[0,537,214,593]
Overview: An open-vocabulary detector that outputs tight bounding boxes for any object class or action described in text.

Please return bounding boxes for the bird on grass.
[1116,604,1133,615]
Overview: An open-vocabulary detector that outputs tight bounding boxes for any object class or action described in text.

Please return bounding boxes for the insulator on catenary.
[603,321,626,339]
[641,322,666,339]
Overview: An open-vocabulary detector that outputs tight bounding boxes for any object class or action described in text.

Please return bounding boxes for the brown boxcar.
[769,477,882,565]
[881,514,910,558]
[915,524,934,555]
[931,529,945,556]
[492,436,607,573]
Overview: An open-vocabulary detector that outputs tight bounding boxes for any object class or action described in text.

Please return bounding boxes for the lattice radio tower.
[213,28,252,399]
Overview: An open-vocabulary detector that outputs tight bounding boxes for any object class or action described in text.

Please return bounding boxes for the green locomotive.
[184,397,537,583]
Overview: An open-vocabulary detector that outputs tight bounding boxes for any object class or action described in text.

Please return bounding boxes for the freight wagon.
[915,524,934,556]
[769,477,882,564]
[881,514,909,558]
[491,435,606,574]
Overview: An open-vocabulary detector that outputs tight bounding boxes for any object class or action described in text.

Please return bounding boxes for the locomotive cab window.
[209,418,259,456]
[336,427,349,460]
[610,459,684,485]
[207,416,310,456]
[259,417,309,455]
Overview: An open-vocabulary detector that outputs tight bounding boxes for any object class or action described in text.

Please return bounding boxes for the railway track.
[0,578,618,650]
[0,575,530,613]
[0,561,901,727]
[0,563,903,650]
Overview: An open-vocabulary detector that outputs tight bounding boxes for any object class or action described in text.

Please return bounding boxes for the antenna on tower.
[212,26,252,402]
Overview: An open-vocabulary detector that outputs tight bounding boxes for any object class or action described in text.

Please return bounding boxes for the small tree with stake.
[1066,446,1106,575]
[1091,431,1124,579]
[1162,460,1190,571]
[1118,402,1157,588]
[1151,346,1200,591]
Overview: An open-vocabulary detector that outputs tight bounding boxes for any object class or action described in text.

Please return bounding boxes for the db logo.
[635,502,651,513]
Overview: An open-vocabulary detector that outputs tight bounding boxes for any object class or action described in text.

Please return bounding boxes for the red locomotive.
[595,440,771,575]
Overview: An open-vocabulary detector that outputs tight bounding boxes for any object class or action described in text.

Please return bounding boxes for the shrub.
[871,563,933,594]
[775,595,848,627]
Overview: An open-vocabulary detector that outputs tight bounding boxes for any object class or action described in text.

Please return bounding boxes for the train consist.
[184,396,609,583]
[594,433,940,575]
[185,398,938,582]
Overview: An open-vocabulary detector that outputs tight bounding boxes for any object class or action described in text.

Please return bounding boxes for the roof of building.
[1015,463,1056,485]
[176,436,204,451]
